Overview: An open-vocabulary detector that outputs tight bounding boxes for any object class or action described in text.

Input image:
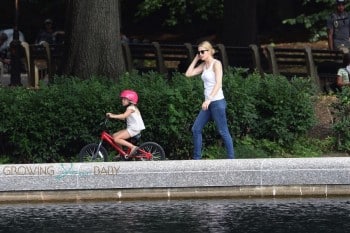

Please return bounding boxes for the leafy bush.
[0,77,118,163]
[234,136,282,159]
[0,70,318,163]
[224,68,260,138]
[332,87,350,152]
[251,74,316,147]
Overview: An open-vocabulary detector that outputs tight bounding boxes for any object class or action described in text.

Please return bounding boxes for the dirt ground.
[307,95,349,157]
[307,95,337,140]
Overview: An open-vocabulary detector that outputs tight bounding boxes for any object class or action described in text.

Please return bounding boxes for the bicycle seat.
[132,133,141,140]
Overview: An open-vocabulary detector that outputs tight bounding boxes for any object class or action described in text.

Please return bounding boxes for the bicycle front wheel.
[79,143,108,162]
[138,142,165,160]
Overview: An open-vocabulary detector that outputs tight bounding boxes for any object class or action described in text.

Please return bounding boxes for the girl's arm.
[106,107,134,120]
[185,54,203,77]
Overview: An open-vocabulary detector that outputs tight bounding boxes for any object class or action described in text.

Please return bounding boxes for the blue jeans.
[191,99,234,159]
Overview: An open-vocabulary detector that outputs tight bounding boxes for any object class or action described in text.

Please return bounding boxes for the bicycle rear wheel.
[79,143,108,162]
[138,142,165,160]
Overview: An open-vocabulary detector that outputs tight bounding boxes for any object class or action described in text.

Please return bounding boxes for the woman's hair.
[198,40,216,56]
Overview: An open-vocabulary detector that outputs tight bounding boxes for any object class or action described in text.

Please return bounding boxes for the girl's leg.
[191,109,211,159]
[210,99,235,159]
[113,130,137,152]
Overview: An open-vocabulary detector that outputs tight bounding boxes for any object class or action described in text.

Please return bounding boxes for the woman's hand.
[106,113,112,118]
[202,100,211,110]
[194,54,200,61]
[185,54,202,77]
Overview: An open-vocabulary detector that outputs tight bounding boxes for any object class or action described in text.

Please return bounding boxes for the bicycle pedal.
[114,155,121,161]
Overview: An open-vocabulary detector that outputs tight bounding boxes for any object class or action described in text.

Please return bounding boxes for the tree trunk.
[63,0,125,80]
[223,0,258,46]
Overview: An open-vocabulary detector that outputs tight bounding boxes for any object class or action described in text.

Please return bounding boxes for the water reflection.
[0,198,349,233]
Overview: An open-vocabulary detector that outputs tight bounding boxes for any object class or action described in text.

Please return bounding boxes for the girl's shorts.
[127,128,141,137]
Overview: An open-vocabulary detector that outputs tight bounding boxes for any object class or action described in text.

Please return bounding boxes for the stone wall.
[1,157,350,203]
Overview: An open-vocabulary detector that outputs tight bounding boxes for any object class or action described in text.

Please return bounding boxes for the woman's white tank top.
[201,59,224,101]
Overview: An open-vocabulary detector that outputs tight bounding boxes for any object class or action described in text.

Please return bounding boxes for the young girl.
[185,40,234,160]
[106,89,145,156]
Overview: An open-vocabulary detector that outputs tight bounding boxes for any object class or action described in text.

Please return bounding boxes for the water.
[0,197,349,233]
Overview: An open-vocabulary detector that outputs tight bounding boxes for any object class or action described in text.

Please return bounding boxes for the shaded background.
[0,0,319,45]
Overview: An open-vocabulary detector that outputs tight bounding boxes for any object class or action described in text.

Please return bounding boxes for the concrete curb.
[1,157,350,203]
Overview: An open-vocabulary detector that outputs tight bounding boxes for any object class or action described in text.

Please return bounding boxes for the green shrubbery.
[0,69,337,163]
[0,78,119,163]
[332,87,350,153]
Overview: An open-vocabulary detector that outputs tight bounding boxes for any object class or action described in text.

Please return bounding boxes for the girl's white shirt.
[126,105,145,131]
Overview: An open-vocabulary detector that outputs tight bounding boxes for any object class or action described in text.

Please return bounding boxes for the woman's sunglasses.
[198,50,208,55]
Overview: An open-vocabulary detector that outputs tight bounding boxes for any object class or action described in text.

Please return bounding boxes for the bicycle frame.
[97,130,153,160]
[98,131,127,156]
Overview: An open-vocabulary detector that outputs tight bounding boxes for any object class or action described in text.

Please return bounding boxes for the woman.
[185,40,234,159]
[336,53,350,91]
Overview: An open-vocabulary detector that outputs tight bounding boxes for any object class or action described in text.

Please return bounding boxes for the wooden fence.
[19,42,345,92]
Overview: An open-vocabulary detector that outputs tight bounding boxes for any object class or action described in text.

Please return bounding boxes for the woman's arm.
[185,54,203,77]
[208,60,223,100]
[337,75,344,87]
[336,75,350,87]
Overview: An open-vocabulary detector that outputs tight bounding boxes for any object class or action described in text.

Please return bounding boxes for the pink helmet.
[120,89,138,104]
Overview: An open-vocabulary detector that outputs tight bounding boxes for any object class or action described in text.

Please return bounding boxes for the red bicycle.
[79,118,165,162]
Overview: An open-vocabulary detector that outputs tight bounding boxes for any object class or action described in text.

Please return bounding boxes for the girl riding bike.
[106,89,145,157]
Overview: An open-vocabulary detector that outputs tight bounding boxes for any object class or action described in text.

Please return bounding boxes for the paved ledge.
[1,157,350,203]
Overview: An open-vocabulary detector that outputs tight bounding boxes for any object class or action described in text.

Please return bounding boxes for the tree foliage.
[135,0,224,26]
[283,0,350,41]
